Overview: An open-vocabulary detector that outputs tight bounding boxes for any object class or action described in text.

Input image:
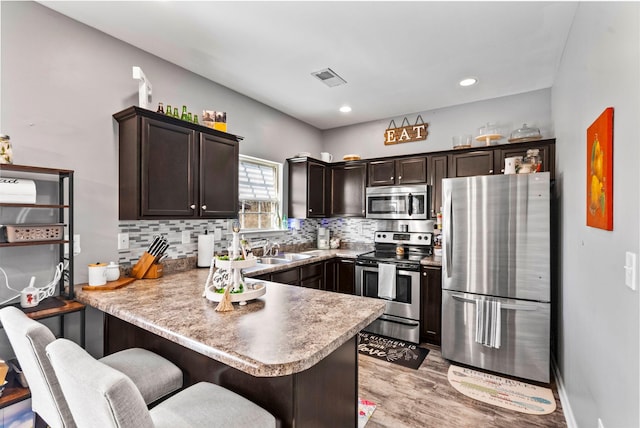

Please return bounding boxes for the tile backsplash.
[117,217,425,266]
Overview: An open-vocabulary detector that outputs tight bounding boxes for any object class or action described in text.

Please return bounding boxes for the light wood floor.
[358,344,567,428]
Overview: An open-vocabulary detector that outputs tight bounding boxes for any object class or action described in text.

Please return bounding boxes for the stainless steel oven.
[356,231,432,343]
[365,185,430,220]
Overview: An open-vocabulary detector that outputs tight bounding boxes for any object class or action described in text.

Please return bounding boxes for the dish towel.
[474,299,502,349]
[377,263,396,300]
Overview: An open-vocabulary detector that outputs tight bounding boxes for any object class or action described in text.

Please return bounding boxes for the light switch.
[214,229,222,240]
[182,231,191,244]
[624,251,637,291]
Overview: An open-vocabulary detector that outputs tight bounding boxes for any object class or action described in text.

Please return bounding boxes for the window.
[238,155,283,231]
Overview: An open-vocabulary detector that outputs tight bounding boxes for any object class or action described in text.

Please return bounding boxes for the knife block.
[143,263,163,279]
[130,252,157,279]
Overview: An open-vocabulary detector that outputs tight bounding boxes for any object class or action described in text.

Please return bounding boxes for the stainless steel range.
[356,231,432,343]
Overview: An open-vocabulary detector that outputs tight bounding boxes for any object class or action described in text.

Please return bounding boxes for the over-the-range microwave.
[365,184,430,220]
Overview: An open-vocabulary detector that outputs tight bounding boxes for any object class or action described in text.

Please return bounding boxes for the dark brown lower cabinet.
[105,315,357,428]
[251,258,354,294]
[300,262,324,289]
[420,265,442,345]
[326,259,356,295]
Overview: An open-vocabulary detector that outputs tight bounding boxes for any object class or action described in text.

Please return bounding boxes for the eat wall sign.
[384,115,428,145]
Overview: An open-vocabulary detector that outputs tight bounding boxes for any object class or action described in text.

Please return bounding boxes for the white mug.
[20,286,45,308]
[320,152,333,163]
[88,263,108,286]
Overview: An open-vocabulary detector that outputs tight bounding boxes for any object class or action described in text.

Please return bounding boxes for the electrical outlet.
[598,417,605,428]
[214,229,222,240]
[182,230,190,244]
[117,233,129,250]
[624,251,637,291]
[73,234,81,255]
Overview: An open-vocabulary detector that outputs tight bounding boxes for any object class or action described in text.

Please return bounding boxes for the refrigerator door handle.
[444,191,453,277]
[451,294,538,311]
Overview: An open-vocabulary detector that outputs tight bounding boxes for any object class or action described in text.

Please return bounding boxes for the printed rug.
[447,365,557,415]
[358,398,376,428]
[357,332,429,370]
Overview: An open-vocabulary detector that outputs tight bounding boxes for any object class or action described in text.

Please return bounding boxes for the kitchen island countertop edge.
[76,268,385,377]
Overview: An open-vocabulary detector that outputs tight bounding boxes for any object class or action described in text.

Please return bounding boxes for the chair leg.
[34,413,49,428]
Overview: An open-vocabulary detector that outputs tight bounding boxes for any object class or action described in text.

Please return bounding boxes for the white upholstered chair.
[0,306,183,428]
[46,338,276,428]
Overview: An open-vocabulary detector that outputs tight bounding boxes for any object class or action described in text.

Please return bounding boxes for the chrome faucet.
[262,239,272,256]
[262,239,280,256]
[271,241,280,256]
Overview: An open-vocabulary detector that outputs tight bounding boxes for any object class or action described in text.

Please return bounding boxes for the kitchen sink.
[278,253,314,261]
[257,253,316,265]
[258,257,290,265]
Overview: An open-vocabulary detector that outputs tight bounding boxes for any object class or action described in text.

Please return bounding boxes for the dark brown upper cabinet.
[115,106,240,220]
[368,157,427,186]
[330,163,367,217]
[495,143,555,178]
[448,150,495,177]
[427,154,448,218]
[288,158,327,219]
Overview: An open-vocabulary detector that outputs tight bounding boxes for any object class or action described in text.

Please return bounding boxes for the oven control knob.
[382,234,387,238]
[418,236,422,240]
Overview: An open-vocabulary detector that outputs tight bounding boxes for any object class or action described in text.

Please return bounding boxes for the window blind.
[238,159,277,201]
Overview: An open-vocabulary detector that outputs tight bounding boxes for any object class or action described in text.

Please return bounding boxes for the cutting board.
[81,277,135,291]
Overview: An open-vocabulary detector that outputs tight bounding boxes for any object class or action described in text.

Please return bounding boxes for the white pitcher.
[320,152,333,163]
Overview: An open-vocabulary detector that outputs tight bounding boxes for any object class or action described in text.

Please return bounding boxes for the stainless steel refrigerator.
[441,172,551,383]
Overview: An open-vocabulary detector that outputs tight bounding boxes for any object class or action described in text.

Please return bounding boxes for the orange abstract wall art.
[587,107,614,230]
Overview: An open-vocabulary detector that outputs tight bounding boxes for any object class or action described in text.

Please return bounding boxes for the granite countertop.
[420,255,442,267]
[75,268,385,378]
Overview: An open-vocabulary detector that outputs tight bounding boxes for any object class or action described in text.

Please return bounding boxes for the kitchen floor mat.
[357,332,429,370]
[358,398,376,427]
[447,364,556,415]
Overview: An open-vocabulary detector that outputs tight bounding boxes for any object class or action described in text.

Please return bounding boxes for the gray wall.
[1,1,322,286]
[0,1,322,356]
[552,2,639,427]
[322,88,552,160]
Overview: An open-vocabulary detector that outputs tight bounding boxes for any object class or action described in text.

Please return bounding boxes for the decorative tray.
[214,257,257,269]
[507,135,542,143]
[204,282,266,305]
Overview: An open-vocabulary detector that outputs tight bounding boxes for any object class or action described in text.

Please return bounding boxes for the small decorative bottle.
[181,106,189,121]
[156,102,165,114]
[166,104,173,116]
[173,107,179,118]
[193,115,199,124]
[187,112,193,122]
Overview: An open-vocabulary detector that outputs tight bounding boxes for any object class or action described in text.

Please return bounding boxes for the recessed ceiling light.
[339,105,352,113]
[459,77,478,87]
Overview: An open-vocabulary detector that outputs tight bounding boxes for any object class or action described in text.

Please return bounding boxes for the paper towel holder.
[197,230,216,268]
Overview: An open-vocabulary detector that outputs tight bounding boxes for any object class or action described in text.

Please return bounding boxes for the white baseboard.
[552,357,578,428]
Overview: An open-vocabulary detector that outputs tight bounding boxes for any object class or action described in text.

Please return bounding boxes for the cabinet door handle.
[390,176,394,180]
[398,175,402,180]
[423,272,427,276]
[501,169,505,172]
[489,169,493,174]
[201,205,207,210]
[309,208,313,213]
[190,204,196,209]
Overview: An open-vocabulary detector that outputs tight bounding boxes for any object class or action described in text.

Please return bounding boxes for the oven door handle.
[407,193,413,216]
[378,314,420,327]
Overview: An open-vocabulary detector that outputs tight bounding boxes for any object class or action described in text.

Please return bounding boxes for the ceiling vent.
[311,68,347,88]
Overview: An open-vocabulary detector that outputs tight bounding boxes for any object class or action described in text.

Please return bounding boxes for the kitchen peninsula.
[76,268,385,427]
